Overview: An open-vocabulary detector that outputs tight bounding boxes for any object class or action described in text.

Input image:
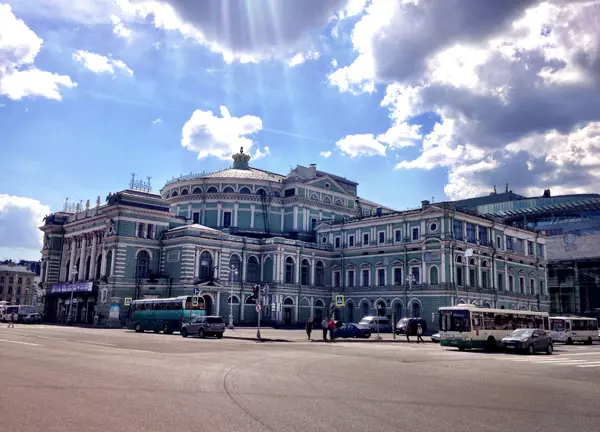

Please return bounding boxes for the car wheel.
[528,344,535,355]
[162,323,169,334]
[567,337,573,345]
[546,343,553,355]
[181,328,188,338]
[134,323,143,333]
[198,329,205,339]
[216,333,223,339]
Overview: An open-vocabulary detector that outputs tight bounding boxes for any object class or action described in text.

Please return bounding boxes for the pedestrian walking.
[328,318,336,342]
[305,318,313,340]
[7,312,16,328]
[417,323,425,343]
[405,324,410,343]
[321,318,328,341]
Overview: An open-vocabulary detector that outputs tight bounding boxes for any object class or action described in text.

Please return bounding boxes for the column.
[250,204,255,228]
[295,251,300,284]
[233,202,239,226]
[201,202,206,225]
[242,250,247,281]
[280,208,284,231]
[214,250,220,280]
[310,256,315,285]
[110,248,116,277]
[217,202,222,227]
[310,297,314,319]
[272,253,277,283]
[100,247,107,277]
[477,258,482,289]
[188,204,192,219]
[78,234,86,281]
[293,206,298,230]
[504,263,509,293]
[193,248,198,279]
[260,255,264,281]
[303,208,308,231]
[241,296,245,321]
[216,292,221,316]
[441,249,446,283]
[68,238,77,281]
[422,255,426,284]
[60,241,69,281]
[89,232,98,281]
[294,295,299,324]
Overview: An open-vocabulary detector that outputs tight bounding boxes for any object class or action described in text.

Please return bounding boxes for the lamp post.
[405,273,416,318]
[228,264,238,329]
[68,266,78,325]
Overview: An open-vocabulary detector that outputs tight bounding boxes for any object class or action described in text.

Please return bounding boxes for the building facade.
[0,264,37,305]
[39,149,549,329]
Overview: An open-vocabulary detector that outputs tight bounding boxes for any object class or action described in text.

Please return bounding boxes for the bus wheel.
[567,337,573,345]
[134,323,143,333]
[585,337,593,345]
[162,323,170,334]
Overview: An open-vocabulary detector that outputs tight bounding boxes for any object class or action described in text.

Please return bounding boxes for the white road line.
[0,338,42,347]
[577,363,600,368]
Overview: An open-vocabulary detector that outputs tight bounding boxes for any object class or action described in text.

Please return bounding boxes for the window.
[466,223,475,243]
[539,280,545,296]
[285,257,295,284]
[536,244,544,258]
[412,227,419,241]
[497,273,504,290]
[469,268,476,287]
[239,187,251,194]
[478,226,488,244]
[311,218,317,230]
[284,188,296,197]
[429,222,438,232]
[95,254,102,280]
[193,212,200,224]
[223,211,232,228]
[137,223,145,238]
[348,235,354,247]
[411,302,421,318]
[530,279,535,295]
[393,268,402,285]
[199,251,212,282]
[411,267,420,284]
[192,187,202,194]
[430,266,439,284]
[207,186,218,193]
[395,230,402,242]
[456,267,463,285]
[335,237,341,248]
[146,224,153,239]
[325,182,330,189]
[377,268,385,286]
[519,277,525,294]
[315,261,324,286]
[230,255,242,282]
[506,236,513,250]
[379,232,385,244]
[362,269,370,286]
[347,270,355,287]
[481,271,488,289]
[496,236,502,249]
[247,256,259,283]
[136,251,150,279]
[301,259,310,285]
[223,186,235,193]
[333,271,340,287]
[363,233,369,246]
[527,241,533,255]
[322,236,328,244]
[453,220,463,240]
[17,277,22,284]
[508,275,514,292]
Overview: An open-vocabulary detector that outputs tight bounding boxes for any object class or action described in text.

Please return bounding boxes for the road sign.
[192,296,199,306]
[256,304,262,313]
[334,294,345,307]
[124,297,132,306]
[192,287,200,295]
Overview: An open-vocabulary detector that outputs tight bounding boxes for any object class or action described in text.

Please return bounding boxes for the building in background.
[0,263,37,305]
[39,149,548,329]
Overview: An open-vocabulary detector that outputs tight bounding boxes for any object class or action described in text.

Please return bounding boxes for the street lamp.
[405,273,416,318]
[68,266,78,325]
[228,264,239,329]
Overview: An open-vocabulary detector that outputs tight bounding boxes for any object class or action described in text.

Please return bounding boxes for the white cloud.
[320,151,332,158]
[110,14,133,41]
[0,4,76,100]
[253,146,271,161]
[181,105,263,159]
[335,134,386,158]
[287,49,320,67]
[72,50,134,77]
[152,118,163,125]
[330,58,338,68]
[0,194,50,260]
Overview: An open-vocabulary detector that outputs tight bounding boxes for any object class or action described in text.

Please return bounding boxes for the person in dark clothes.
[321,318,328,341]
[305,318,313,340]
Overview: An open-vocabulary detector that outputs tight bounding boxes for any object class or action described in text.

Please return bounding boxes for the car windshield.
[358,318,371,324]
[439,310,471,332]
[509,329,533,338]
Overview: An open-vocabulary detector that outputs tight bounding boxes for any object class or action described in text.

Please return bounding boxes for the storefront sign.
[50,282,93,295]
[109,303,120,319]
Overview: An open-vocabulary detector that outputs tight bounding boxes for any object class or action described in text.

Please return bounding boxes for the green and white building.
[39,148,549,329]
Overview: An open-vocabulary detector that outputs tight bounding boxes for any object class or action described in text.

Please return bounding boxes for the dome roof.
[201,167,283,182]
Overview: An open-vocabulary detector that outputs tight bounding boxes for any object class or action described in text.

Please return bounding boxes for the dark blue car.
[334,323,371,339]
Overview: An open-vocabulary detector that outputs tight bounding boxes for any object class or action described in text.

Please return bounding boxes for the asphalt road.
[1,326,600,432]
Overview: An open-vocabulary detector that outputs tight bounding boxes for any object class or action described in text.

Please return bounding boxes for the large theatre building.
[39,148,549,329]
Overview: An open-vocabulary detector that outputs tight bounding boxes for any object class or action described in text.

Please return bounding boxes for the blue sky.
[1,0,599,261]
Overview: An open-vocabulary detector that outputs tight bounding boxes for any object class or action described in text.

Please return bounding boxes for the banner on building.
[50,282,93,295]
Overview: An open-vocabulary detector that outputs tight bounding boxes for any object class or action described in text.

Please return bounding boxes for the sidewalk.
[224,327,437,343]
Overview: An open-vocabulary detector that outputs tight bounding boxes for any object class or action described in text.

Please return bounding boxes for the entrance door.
[284,308,292,325]
[315,309,322,325]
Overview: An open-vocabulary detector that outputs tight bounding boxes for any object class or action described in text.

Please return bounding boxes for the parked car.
[395,318,428,336]
[334,323,371,339]
[180,316,225,338]
[502,329,553,355]
[22,313,42,324]
[358,316,392,332]
[430,333,440,343]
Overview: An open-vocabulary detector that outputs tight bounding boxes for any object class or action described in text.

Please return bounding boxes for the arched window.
[239,187,251,194]
[347,302,355,323]
[315,261,324,286]
[256,189,266,196]
[95,254,102,280]
[181,189,189,195]
[323,196,331,204]
[223,186,235,193]
[394,302,403,320]
[105,251,112,277]
[171,191,178,197]
[199,251,213,282]
[335,199,343,206]
[310,194,319,201]
[285,257,295,284]
[362,302,369,317]
[230,254,241,282]
[227,295,240,304]
[247,256,259,283]
[482,260,488,268]
[272,191,281,197]
[136,251,150,279]
[301,259,310,285]
[376,300,386,317]
[411,302,421,318]
[456,255,463,263]
[192,187,202,194]
[207,186,218,193]
[85,256,91,280]
[75,258,81,281]
[245,295,256,304]
[430,266,439,285]
[284,297,294,306]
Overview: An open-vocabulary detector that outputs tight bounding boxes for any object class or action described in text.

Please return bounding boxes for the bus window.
[439,310,471,332]
[472,312,483,331]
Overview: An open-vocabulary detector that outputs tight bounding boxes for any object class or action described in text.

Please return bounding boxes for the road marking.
[0,338,42,347]
[576,362,600,368]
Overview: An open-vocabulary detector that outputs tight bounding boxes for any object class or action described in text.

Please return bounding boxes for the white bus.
[439,305,550,350]
[1,305,36,322]
[550,317,599,345]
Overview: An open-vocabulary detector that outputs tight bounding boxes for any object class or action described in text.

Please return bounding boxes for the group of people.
[304,317,337,341]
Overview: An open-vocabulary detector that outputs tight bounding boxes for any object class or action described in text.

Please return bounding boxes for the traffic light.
[252,285,259,301]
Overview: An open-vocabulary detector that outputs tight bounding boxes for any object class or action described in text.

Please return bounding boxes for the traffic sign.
[124,297,132,306]
[192,296,199,306]
[192,287,200,295]
[334,294,345,307]
[256,304,262,313]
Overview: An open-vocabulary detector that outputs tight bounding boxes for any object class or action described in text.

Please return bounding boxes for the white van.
[358,316,392,332]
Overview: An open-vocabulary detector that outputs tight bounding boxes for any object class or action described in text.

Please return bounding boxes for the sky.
[1,0,599,261]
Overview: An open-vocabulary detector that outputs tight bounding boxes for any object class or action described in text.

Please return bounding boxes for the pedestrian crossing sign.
[335,295,345,307]
[192,296,199,306]
[124,297,132,306]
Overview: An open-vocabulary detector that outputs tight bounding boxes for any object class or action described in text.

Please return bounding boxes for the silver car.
[181,316,225,338]
[502,329,553,355]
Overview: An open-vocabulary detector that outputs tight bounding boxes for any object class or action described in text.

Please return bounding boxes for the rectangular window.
[506,236,513,250]
[193,212,200,224]
[539,280,545,296]
[530,279,535,295]
[348,235,354,247]
[223,211,232,228]
[137,223,145,238]
[363,233,369,246]
[412,227,419,241]
[17,278,22,284]
[527,241,533,255]
[536,244,544,258]
[347,270,355,287]
[284,188,296,197]
[508,275,514,292]
[519,277,525,294]
[146,224,153,239]
[393,268,402,285]
[377,268,385,286]
[362,269,370,286]
[335,237,341,248]
[333,271,340,287]
[497,273,504,290]
[394,229,402,242]
[311,218,317,230]
[411,267,420,284]
[378,232,385,244]
[482,271,488,289]
[478,226,488,244]
[466,223,476,243]
[453,220,463,240]
[469,268,476,287]
[496,236,502,249]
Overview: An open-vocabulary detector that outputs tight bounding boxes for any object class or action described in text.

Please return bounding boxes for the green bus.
[127,296,206,334]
